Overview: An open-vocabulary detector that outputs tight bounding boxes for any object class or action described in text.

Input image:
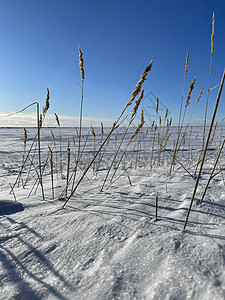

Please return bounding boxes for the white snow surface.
[0,127,225,300]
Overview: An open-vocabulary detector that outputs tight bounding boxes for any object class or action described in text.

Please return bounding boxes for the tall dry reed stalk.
[114,61,153,125]
[62,120,125,208]
[177,52,189,140]
[95,122,104,176]
[70,126,92,192]
[19,127,28,186]
[169,53,189,172]
[10,88,50,199]
[58,127,92,199]
[200,138,225,204]
[77,46,85,160]
[101,89,145,191]
[90,60,153,186]
[70,46,85,191]
[194,13,216,176]
[150,97,159,170]
[23,142,37,188]
[91,126,96,173]
[50,128,58,175]
[170,77,196,173]
[48,145,54,198]
[110,115,145,183]
[65,138,70,197]
[24,127,27,152]
[54,113,62,178]
[183,69,225,230]
[154,121,172,167]
[203,12,215,148]
[188,126,193,162]
[37,105,45,200]
[178,87,203,151]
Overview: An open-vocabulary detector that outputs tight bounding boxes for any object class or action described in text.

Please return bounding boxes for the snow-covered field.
[0,126,225,300]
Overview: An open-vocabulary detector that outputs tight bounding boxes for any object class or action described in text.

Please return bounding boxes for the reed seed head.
[211,12,215,55]
[156,97,159,113]
[24,127,27,150]
[67,138,71,163]
[78,46,85,80]
[165,108,168,120]
[54,113,60,127]
[39,114,43,128]
[195,87,204,106]
[164,133,172,145]
[126,60,153,108]
[101,122,104,138]
[141,109,144,124]
[43,88,50,116]
[105,138,110,148]
[91,126,96,141]
[129,119,145,143]
[130,88,144,121]
[185,77,196,108]
[185,52,189,80]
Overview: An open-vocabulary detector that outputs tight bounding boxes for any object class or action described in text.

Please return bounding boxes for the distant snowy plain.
[0,126,225,300]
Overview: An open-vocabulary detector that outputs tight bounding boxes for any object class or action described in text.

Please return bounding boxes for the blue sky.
[0,0,225,126]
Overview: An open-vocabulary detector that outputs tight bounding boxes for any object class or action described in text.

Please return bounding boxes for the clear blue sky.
[0,0,225,126]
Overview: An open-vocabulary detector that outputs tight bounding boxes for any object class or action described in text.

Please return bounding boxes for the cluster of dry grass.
[9,12,225,230]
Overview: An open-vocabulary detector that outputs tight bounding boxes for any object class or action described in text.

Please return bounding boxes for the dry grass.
[8,12,225,231]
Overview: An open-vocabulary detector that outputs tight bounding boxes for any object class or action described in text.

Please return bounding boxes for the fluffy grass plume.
[211,12,215,55]
[78,46,85,80]
[184,52,189,80]
[126,61,153,108]
[24,127,27,151]
[185,77,196,108]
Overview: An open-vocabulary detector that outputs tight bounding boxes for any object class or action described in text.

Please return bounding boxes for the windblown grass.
[8,12,225,231]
